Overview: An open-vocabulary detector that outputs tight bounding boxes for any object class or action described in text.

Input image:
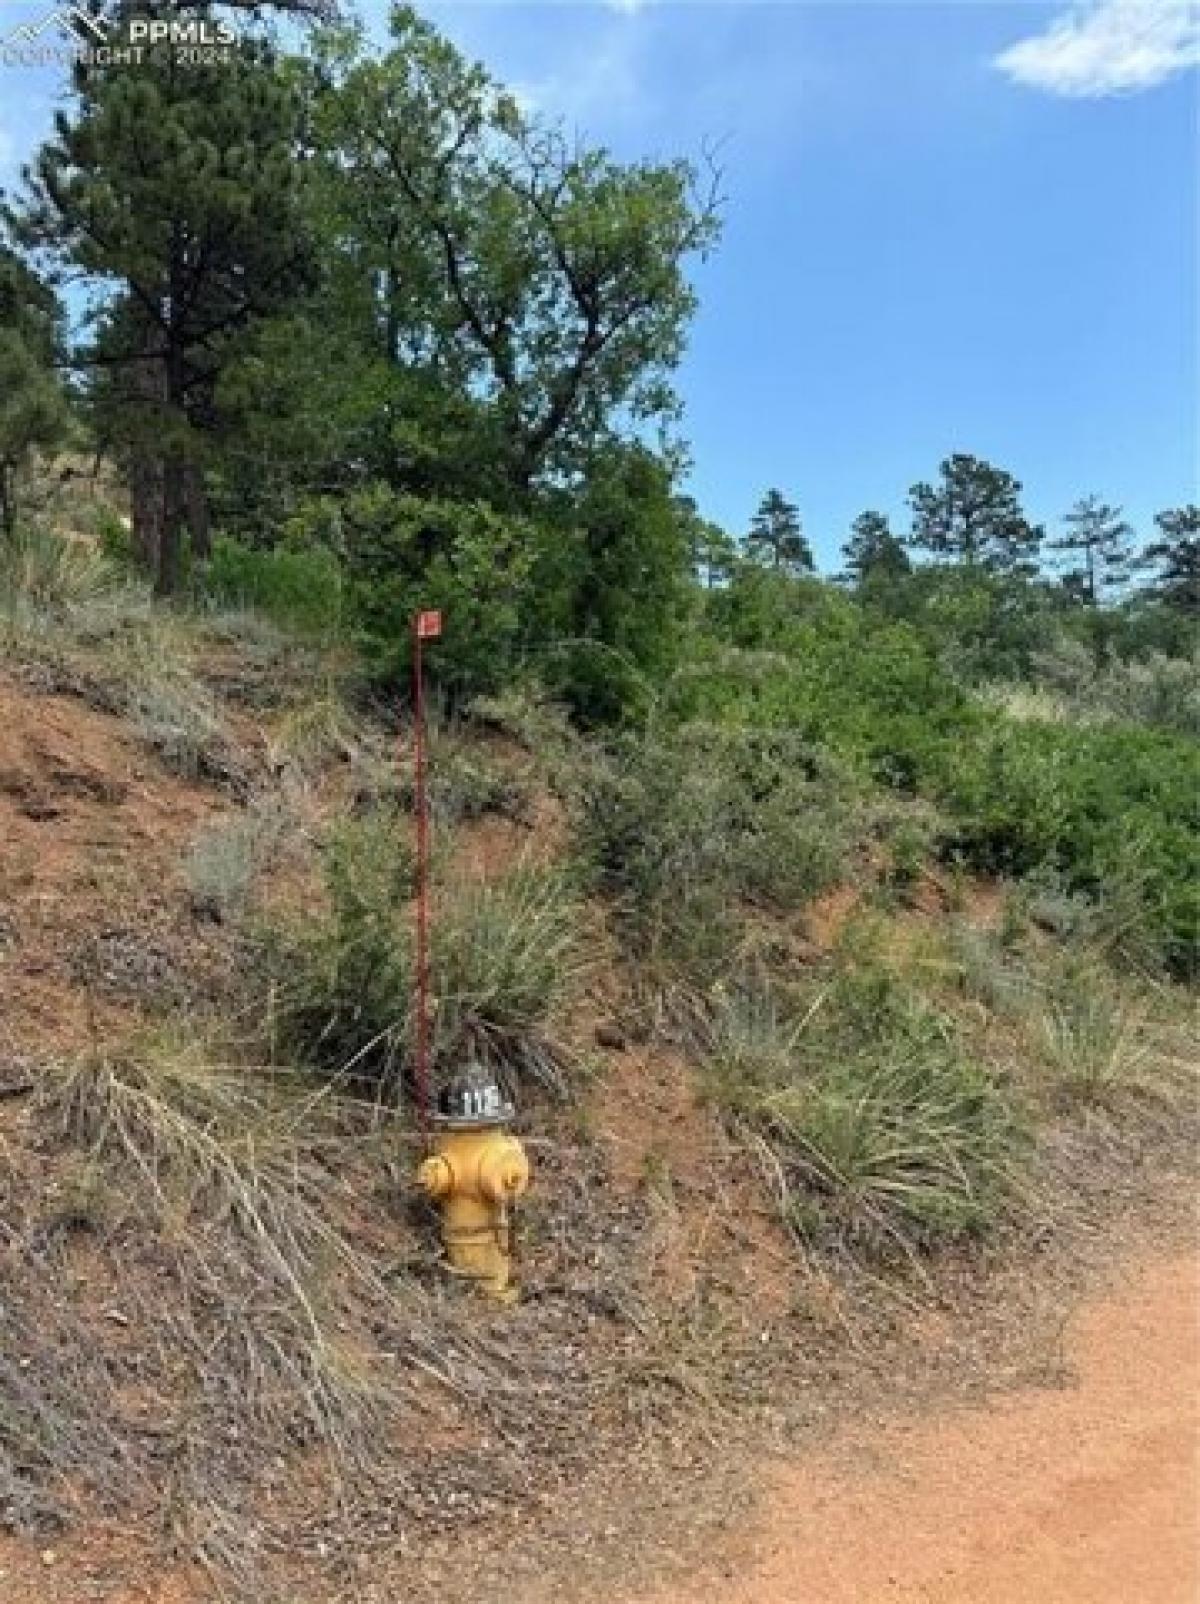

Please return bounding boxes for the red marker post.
[411,610,442,1143]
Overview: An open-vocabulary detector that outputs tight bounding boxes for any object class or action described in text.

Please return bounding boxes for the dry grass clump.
[267,688,362,775]
[194,608,347,706]
[127,671,246,788]
[701,965,1026,1259]
[38,1047,389,1408]
[975,682,1073,725]
[939,919,1192,1116]
[6,1044,420,1583]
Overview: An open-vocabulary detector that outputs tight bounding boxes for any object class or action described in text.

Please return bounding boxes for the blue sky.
[1,1,1196,570]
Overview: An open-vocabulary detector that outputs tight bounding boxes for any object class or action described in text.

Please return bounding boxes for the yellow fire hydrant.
[415,1068,530,1303]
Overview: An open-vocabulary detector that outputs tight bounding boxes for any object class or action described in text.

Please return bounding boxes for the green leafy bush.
[339,486,535,697]
[683,595,982,795]
[577,722,858,975]
[530,447,692,726]
[685,580,1197,980]
[201,535,344,638]
[928,720,1198,975]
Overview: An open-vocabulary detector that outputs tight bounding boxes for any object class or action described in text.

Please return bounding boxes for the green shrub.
[529,446,692,726]
[339,487,534,697]
[677,611,984,798]
[200,536,344,638]
[468,683,577,757]
[184,807,285,923]
[1028,638,1200,738]
[430,862,590,1094]
[392,721,531,826]
[928,720,1198,976]
[577,722,857,975]
[272,809,417,1080]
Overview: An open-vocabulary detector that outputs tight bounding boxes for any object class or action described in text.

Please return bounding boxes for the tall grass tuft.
[19,1044,417,1583]
[703,968,1025,1257]
[431,861,591,1093]
[269,814,588,1100]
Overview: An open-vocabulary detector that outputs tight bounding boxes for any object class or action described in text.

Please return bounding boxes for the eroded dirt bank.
[630,1250,1199,1604]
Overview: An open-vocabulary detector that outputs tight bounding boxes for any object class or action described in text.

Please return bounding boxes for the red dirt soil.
[0,674,224,1054]
[631,1250,1200,1604]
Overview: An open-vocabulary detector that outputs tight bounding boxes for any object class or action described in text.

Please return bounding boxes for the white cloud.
[512,24,646,125]
[995,0,1200,97]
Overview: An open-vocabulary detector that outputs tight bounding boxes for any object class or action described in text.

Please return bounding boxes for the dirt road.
[634,1251,1199,1604]
[1,1250,1195,1602]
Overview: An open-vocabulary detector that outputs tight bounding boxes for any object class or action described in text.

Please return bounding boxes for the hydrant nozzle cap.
[416,1154,453,1199]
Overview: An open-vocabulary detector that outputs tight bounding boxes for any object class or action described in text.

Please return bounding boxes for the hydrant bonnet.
[435,1064,513,1127]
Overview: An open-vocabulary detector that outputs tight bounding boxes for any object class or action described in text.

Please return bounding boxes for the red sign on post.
[415,610,442,640]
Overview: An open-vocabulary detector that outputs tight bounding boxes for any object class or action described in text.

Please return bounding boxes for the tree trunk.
[156,316,187,598]
[183,460,211,561]
[0,462,15,542]
[155,454,183,598]
[129,352,167,573]
[129,450,164,570]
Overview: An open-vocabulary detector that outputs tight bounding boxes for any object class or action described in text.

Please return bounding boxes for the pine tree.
[746,489,813,575]
[1048,495,1133,606]
[1138,506,1200,617]
[6,15,313,591]
[0,247,68,539]
[841,510,910,586]
[908,454,1042,576]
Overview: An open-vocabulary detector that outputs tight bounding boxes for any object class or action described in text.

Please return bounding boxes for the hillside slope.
[0,577,1195,1602]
